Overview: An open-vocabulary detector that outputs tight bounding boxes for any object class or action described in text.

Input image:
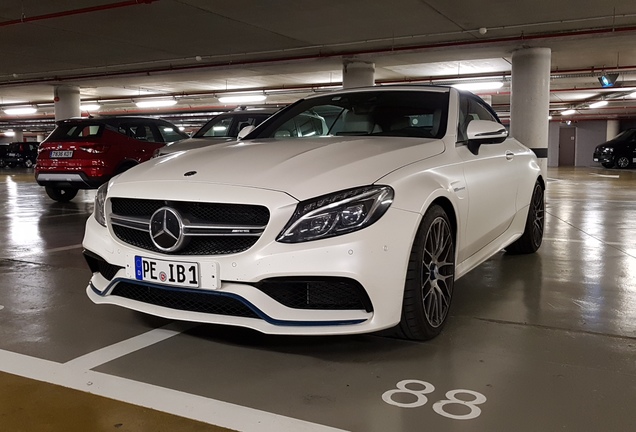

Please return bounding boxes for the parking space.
[1,167,635,431]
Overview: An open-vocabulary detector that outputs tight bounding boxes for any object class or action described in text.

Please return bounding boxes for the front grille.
[110,198,270,255]
[112,225,257,255]
[255,278,373,311]
[111,282,260,318]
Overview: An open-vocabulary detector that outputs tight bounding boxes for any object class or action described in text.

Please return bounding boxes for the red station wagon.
[36,116,188,202]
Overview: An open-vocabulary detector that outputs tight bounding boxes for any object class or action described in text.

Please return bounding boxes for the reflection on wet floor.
[0,166,635,432]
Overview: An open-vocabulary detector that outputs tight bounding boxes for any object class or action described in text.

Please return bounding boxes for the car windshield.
[194,113,270,138]
[614,129,636,141]
[251,89,449,140]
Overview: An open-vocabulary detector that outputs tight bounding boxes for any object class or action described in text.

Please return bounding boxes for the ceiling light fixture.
[451,81,504,91]
[3,131,15,137]
[561,109,576,115]
[588,101,608,109]
[598,73,619,88]
[3,107,37,115]
[218,95,267,104]
[630,91,636,98]
[81,104,101,111]
[135,99,178,108]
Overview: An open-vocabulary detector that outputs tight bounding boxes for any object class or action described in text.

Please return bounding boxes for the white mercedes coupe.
[83,85,544,340]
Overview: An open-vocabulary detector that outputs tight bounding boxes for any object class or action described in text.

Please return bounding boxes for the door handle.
[505,151,514,161]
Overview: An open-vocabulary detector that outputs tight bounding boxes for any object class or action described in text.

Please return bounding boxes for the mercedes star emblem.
[149,207,186,252]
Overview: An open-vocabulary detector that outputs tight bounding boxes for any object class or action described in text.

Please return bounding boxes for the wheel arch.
[429,196,458,242]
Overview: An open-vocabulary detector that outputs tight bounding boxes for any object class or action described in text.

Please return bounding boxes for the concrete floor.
[0,166,635,431]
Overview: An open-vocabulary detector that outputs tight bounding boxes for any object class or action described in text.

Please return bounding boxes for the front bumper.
[83,197,420,336]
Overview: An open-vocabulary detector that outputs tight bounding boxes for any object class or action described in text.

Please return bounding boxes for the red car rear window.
[48,123,105,141]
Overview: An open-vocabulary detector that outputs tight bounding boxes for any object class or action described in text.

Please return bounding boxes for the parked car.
[154,107,279,157]
[0,142,39,168]
[83,85,544,341]
[35,116,188,202]
[593,128,636,168]
[0,143,11,166]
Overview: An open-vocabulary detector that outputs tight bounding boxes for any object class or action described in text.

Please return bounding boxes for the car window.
[254,90,449,140]
[457,94,500,142]
[194,114,269,138]
[159,125,186,142]
[48,123,104,140]
[120,123,159,142]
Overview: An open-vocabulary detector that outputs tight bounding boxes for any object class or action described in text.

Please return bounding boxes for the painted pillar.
[12,128,23,142]
[342,59,375,89]
[54,85,81,121]
[606,120,620,140]
[510,47,551,177]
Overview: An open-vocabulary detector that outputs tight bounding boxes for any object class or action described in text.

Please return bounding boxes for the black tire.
[506,181,544,255]
[601,162,614,168]
[616,156,630,169]
[394,205,455,341]
[45,186,78,202]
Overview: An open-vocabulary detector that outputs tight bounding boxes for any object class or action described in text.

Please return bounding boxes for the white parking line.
[0,349,346,432]
[64,321,198,370]
[2,322,348,431]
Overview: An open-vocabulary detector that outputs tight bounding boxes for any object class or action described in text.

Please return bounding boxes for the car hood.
[161,137,231,153]
[118,136,445,200]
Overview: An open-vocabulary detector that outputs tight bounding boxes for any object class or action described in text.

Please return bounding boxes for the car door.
[455,95,522,261]
[124,121,165,161]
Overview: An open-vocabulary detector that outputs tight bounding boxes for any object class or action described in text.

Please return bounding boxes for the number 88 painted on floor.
[381,379,487,420]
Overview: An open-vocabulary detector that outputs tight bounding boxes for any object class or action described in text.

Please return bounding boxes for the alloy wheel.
[421,217,454,328]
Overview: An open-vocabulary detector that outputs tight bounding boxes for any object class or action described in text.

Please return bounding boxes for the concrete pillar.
[54,85,81,121]
[36,134,45,142]
[606,120,620,140]
[342,59,375,89]
[510,47,551,177]
[12,128,23,142]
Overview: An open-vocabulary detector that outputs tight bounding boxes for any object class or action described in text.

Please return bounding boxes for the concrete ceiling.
[1,0,636,134]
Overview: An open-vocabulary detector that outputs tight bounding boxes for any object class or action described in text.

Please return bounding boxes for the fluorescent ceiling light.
[81,104,101,111]
[451,81,504,91]
[218,95,267,104]
[3,131,15,137]
[212,126,227,131]
[4,107,37,115]
[588,101,608,109]
[630,91,636,98]
[135,100,177,108]
[561,109,576,115]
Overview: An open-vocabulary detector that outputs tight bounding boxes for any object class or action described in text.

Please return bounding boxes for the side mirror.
[237,125,256,140]
[466,120,508,155]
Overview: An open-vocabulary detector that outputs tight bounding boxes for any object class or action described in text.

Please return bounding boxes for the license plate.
[50,150,73,158]
[134,256,199,288]
[7,152,17,157]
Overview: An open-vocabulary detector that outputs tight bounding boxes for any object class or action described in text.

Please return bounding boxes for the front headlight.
[277,185,394,243]
[94,182,109,227]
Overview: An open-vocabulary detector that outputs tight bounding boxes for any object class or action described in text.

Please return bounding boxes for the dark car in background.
[0,142,39,168]
[35,116,188,202]
[154,107,279,157]
[593,129,636,168]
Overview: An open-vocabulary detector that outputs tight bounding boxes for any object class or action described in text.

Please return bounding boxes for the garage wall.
[547,121,608,167]
[575,121,607,167]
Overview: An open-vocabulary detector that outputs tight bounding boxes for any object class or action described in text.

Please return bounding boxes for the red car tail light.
[79,144,110,154]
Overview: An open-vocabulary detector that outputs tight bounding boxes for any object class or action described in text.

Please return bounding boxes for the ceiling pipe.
[2,23,636,87]
[0,0,159,28]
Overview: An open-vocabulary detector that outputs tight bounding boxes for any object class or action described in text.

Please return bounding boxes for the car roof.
[55,116,174,126]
